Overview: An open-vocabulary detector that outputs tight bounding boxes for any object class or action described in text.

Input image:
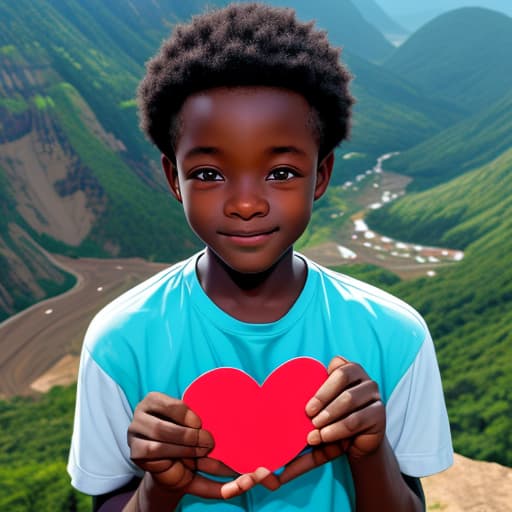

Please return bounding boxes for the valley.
[303,156,464,278]
[0,163,465,398]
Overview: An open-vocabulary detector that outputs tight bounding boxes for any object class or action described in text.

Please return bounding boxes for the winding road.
[0,255,169,397]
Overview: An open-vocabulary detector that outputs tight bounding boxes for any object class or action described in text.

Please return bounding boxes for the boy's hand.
[306,356,385,458]
[279,356,385,484]
[128,392,279,500]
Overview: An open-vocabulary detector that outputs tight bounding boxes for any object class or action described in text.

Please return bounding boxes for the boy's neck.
[196,248,307,323]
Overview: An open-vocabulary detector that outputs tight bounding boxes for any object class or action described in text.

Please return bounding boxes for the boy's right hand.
[127,392,279,500]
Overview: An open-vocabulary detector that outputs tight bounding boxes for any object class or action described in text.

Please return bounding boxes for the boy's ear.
[314,151,334,201]
[161,154,182,203]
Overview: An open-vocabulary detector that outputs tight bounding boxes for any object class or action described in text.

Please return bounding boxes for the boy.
[68,3,453,511]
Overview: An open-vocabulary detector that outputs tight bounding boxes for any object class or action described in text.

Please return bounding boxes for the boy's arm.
[347,439,424,511]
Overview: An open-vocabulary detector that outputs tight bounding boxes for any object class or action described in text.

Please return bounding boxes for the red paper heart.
[183,357,328,474]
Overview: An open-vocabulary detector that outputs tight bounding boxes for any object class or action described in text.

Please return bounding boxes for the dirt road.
[0,255,169,397]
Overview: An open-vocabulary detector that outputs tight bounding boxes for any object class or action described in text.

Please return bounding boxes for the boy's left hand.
[279,356,385,483]
[306,356,385,458]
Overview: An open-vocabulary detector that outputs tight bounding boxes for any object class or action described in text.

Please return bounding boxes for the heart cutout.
[183,357,328,474]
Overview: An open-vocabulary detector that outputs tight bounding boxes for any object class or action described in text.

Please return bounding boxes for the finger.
[196,458,280,492]
[140,392,202,428]
[220,468,274,499]
[130,436,211,461]
[309,400,385,445]
[327,356,349,373]
[257,471,281,492]
[196,457,238,477]
[129,412,213,448]
[306,361,366,417]
[184,467,274,500]
[279,443,344,485]
[136,459,174,473]
[151,460,194,489]
[311,379,381,429]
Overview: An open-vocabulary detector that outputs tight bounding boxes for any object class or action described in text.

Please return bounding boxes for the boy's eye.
[267,167,298,181]
[191,168,224,181]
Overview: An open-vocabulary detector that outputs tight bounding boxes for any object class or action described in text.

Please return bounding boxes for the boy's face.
[164,86,333,274]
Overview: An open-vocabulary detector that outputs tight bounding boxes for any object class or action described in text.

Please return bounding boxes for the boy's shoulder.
[305,256,428,336]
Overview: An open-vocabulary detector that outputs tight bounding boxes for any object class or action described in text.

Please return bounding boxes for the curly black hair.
[137,2,354,162]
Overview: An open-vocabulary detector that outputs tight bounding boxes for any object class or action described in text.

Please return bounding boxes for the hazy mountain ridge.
[384,7,512,112]
[342,51,466,167]
[268,0,394,62]
[354,0,409,43]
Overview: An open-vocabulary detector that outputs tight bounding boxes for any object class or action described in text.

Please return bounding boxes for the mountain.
[267,0,394,62]
[367,147,512,466]
[340,51,465,173]
[380,91,512,189]
[353,0,409,45]
[383,8,512,112]
[0,0,469,319]
[0,1,206,319]
[376,0,512,31]
[0,166,76,321]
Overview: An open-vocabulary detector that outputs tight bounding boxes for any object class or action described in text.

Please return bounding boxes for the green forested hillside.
[384,7,512,112]
[383,92,512,189]
[341,51,465,170]
[0,165,76,322]
[48,81,199,260]
[0,386,90,511]
[367,148,512,249]
[367,149,512,465]
[0,0,204,319]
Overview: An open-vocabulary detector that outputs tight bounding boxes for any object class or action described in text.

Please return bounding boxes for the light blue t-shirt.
[68,252,453,510]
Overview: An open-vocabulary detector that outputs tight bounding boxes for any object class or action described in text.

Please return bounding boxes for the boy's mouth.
[219,227,279,238]
[218,227,279,245]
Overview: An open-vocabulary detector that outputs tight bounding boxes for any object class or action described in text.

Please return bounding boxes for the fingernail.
[255,467,271,479]
[307,430,321,445]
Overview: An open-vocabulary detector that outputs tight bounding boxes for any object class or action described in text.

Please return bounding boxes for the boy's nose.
[223,183,270,220]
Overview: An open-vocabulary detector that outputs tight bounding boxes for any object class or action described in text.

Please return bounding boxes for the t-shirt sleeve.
[385,330,453,477]
[67,347,143,495]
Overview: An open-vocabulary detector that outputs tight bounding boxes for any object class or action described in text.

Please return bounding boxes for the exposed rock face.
[0,51,112,318]
[0,118,103,246]
[0,52,109,246]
